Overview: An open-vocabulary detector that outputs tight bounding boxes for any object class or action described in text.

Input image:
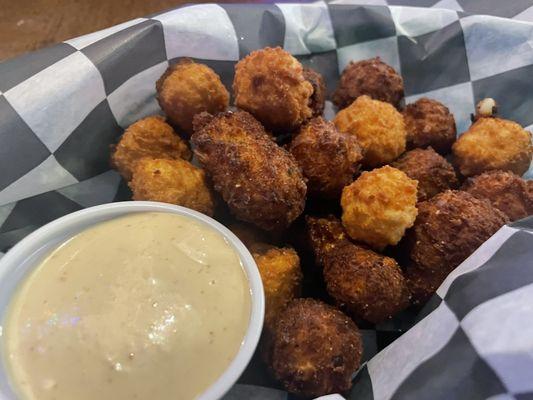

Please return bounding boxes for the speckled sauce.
[2,212,251,400]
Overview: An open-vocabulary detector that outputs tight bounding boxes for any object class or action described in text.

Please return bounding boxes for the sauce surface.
[3,212,251,400]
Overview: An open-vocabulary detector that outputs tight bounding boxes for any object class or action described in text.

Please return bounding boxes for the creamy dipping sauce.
[2,212,251,400]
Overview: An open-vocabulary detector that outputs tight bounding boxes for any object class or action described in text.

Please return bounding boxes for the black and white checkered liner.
[0,2,532,399]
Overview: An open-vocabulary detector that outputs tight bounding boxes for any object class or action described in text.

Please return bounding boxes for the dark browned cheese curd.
[405,190,508,304]
[403,98,456,155]
[333,57,404,109]
[271,299,362,398]
[392,147,459,202]
[191,111,307,231]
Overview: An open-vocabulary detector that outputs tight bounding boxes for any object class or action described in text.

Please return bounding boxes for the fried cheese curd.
[462,170,533,221]
[191,111,307,231]
[334,95,406,168]
[392,147,459,202]
[341,166,418,250]
[405,190,508,304]
[333,57,404,109]
[229,223,302,359]
[156,59,229,136]
[324,244,410,324]
[129,158,215,216]
[306,216,409,323]
[233,47,314,133]
[403,98,457,154]
[111,115,191,180]
[250,243,302,334]
[271,299,362,398]
[452,117,533,177]
[289,117,363,199]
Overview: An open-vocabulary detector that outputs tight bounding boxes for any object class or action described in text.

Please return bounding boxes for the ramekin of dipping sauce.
[0,202,264,400]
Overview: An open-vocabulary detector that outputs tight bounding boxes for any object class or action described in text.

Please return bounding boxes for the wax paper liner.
[0,2,532,399]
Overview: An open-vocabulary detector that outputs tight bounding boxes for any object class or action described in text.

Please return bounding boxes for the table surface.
[0,0,249,61]
[2,0,532,62]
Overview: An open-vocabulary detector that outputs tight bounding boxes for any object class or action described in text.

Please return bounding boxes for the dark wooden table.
[0,0,249,61]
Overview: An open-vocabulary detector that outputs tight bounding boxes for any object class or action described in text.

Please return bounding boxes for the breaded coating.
[333,57,404,109]
[392,147,459,202]
[334,95,406,168]
[341,166,418,250]
[303,67,326,117]
[404,265,447,306]
[306,215,350,269]
[403,98,456,154]
[233,47,314,133]
[228,223,301,335]
[191,110,307,231]
[324,244,410,323]
[129,158,215,216]
[111,115,191,180]
[289,117,363,198]
[228,222,267,249]
[462,170,533,221]
[408,190,508,273]
[250,244,302,334]
[271,299,362,398]
[156,59,229,136]
[404,190,508,303]
[452,117,533,177]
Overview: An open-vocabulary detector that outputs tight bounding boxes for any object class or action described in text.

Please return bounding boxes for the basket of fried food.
[110,47,533,398]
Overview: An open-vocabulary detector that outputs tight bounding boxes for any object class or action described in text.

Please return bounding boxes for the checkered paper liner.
[0,1,533,399]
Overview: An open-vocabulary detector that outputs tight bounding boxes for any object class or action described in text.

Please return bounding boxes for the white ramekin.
[0,201,264,400]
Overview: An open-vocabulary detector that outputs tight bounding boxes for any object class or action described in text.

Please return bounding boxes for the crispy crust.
[403,98,456,154]
[334,95,406,168]
[303,67,326,117]
[333,57,404,109]
[233,47,314,133]
[271,298,362,398]
[392,147,459,202]
[452,117,533,177]
[403,191,509,304]
[462,170,533,221]
[228,223,302,346]
[156,59,229,136]
[324,244,410,323]
[306,215,350,269]
[129,158,215,216]
[228,222,268,249]
[289,117,363,199]
[406,190,508,276]
[191,110,307,231]
[250,244,302,334]
[111,115,191,180]
[404,264,447,306]
[191,111,215,133]
[341,166,418,250]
